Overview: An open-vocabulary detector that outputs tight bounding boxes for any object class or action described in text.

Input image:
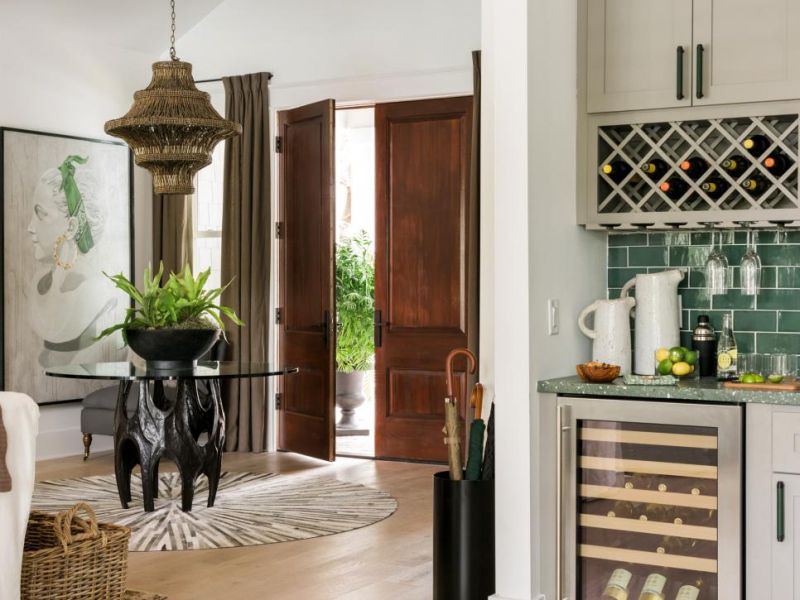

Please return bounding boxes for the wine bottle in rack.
[721,155,748,177]
[742,175,770,195]
[763,151,793,177]
[743,134,771,156]
[700,177,729,199]
[679,157,709,179]
[638,574,667,600]
[659,178,689,200]
[602,568,633,600]
[675,584,701,600]
[641,158,669,180]
[601,161,634,183]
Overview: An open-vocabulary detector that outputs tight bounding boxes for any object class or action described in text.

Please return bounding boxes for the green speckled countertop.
[538,375,800,405]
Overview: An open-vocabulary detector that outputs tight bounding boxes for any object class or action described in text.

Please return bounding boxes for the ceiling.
[1,0,226,56]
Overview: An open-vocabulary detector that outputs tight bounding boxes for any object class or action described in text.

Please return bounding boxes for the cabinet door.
[694,0,800,105]
[587,0,692,113]
[772,474,800,600]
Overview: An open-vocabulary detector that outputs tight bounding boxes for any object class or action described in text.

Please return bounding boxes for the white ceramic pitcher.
[578,297,636,374]
[621,269,685,375]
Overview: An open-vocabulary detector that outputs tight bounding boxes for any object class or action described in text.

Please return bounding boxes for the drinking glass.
[770,353,790,380]
[737,353,765,377]
[705,230,729,295]
[741,229,762,296]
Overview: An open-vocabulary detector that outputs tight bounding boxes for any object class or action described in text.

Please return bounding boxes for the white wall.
[0,14,155,459]
[485,0,607,598]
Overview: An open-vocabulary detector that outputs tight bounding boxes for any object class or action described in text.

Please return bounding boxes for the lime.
[672,361,691,377]
[668,347,686,363]
[753,374,766,384]
[769,374,785,384]
[657,359,674,376]
[684,350,698,366]
[741,374,757,384]
[655,348,670,363]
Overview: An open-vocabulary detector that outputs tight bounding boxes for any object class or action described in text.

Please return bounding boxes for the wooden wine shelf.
[580,513,718,541]
[580,456,718,479]
[579,427,718,450]
[580,484,718,510]
[580,544,718,574]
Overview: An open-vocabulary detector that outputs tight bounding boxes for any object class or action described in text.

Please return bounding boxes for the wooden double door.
[277,96,476,462]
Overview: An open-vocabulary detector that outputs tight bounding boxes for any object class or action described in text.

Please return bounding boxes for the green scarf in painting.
[58,155,94,254]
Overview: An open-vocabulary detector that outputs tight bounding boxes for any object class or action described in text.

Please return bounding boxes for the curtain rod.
[195,73,273,84]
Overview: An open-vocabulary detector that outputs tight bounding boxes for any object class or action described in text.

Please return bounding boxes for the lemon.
[657,359,674,376]
[669,347,686,362]
[672,361,691,377]
[718,352,733,369]
[655,348,670,362]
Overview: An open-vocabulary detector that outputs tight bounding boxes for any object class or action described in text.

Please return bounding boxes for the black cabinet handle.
[676,46,685,100]
[322,310,330,347]
[374,310,386,348]
[778,480,786,542]
[696,44,705,99]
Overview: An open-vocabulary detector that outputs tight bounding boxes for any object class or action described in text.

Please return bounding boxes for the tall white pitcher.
[578,296,636,374]
[621,269,685,375]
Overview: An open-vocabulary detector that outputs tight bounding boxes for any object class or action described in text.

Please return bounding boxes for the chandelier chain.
[169,0,178,61]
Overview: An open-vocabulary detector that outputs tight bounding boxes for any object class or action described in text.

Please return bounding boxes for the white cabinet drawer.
[772,412,800,474]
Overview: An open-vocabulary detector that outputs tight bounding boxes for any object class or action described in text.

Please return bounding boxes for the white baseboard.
[35,403,113,460]
[490,595,545,600]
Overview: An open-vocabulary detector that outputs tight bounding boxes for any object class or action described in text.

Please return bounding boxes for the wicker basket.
[21,502,131,600]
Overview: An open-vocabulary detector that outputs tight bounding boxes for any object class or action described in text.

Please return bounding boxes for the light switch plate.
[548,299,560,335]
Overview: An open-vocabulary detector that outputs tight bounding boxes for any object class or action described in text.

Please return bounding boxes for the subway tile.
[756,332,800,354]
[733,311,777,332]
[680,331,693,349]
[629,246,668,267]
[778,267,800,288]
[669,247,688,267]
[648,233,666,246]
[691,232,712,245]
[758,245,800,266]
[760,267,777,289]
[680,288,711,310]
[665,232,691,246]
[608,247,628,268]
[608,268,644,288]
[737,333,755,353]
[712,289,756,310]
[608,288,623,300]
[689,268,706,289]
[734,231,749,244]
[688,310,730,333]
[778,311,800,333]
[609,233,647,247]
[721,245,747,265]
[758,289,800,311]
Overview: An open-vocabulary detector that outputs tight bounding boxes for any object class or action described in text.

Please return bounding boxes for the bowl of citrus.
[655,346,699,379]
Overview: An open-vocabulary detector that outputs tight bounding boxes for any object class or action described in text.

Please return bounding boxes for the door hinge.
[275,221,283,239]
[275,307,283,324]
[275,393,282,410]
[275,135,283,153]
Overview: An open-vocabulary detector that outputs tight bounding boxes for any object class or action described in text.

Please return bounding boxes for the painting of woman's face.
[27,178,74,262]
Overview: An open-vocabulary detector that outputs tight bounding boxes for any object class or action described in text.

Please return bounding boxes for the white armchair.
[0,393,39,600]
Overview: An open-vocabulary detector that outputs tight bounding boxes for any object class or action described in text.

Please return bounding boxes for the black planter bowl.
[125,327,221,370]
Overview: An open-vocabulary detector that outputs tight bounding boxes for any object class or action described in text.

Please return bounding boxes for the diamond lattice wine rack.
[592,112,800,229]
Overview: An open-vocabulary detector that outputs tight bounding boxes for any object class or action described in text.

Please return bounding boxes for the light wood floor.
[36,451,440,599]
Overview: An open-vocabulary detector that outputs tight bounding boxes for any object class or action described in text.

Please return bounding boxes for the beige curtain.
[152,194,193,275]
[221,73,271,452]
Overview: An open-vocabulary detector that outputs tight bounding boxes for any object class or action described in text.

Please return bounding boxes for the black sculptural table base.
[113,378,225,513]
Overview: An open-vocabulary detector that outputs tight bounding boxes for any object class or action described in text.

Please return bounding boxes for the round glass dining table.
[46,361,298,513]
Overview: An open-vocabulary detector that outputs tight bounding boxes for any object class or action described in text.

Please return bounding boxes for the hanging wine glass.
[706,228,729,295]
[741,228,762,296]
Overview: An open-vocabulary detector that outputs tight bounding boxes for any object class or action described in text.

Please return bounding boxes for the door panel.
[694,0,800,105]
[277,99,336,461]
[772,473,800,600]
[375,96,475,462]
[587,0,692,112]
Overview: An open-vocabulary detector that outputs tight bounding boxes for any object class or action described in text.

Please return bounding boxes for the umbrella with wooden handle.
[443,348,477,481]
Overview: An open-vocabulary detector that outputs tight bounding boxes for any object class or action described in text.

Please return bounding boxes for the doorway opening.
[334,106,376,458]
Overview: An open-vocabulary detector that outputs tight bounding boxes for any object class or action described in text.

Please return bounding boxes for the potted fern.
[98,263,243,368]
[335,232,375,431]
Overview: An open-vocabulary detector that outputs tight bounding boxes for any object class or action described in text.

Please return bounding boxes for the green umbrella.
[465,383,485,481]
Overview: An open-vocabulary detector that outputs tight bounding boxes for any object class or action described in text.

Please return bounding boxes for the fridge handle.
[557,404,571,600]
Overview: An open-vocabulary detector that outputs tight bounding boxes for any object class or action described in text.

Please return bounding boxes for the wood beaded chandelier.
[105,0,241,195]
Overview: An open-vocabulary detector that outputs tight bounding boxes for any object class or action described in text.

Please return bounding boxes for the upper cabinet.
[694,0,800,106]
[588,0,800,113]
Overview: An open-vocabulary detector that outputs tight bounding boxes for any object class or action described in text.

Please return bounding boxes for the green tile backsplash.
[608,231,800,354]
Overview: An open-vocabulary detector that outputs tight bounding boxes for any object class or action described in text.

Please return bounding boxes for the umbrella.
[481,403,495,481]
[443,348,477,481]
[464,383,485,481]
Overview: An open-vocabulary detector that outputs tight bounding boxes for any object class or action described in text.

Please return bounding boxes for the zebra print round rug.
[32,472,398,552]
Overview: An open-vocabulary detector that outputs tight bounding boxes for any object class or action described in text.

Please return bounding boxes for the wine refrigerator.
[557,398,742,600]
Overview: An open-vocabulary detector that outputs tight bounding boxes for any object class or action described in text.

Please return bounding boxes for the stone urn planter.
[335,371,368,436]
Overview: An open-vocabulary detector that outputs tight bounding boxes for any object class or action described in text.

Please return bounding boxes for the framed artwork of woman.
[0,128,133,404]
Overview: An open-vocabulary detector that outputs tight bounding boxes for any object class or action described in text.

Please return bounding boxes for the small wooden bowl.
[576,362,621,383]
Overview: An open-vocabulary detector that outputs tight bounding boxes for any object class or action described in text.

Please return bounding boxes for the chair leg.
[82,433,93,461]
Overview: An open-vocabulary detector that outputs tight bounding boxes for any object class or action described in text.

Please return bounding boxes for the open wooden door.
[277,99,336,461]
[374,96,476,462]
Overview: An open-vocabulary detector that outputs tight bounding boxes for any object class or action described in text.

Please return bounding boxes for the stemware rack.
[589,111,800,229]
